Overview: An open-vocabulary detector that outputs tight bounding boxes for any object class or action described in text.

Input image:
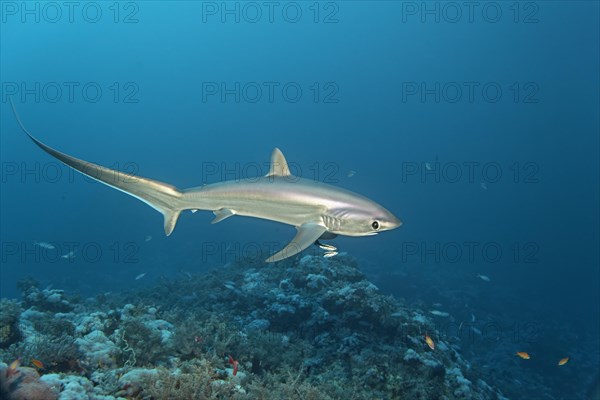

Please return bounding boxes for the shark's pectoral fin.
[266,222,327,263]
[319,232,338,240]
[211,208,236,224]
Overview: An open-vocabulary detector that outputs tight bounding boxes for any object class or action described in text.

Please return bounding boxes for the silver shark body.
[13,106,401,262]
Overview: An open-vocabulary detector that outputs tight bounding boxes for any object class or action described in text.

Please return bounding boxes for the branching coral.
[0,299,22,348]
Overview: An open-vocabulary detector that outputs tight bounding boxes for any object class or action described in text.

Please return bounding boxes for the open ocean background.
[1,2,598,399]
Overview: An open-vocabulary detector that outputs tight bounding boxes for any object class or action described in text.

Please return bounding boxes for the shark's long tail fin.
[10,99,183,235]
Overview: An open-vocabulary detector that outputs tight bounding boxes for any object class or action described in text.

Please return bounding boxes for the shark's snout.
[381,213,402,230]
[390,215,403,229]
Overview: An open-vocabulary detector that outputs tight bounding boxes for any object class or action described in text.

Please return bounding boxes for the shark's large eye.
[371,220,380,230]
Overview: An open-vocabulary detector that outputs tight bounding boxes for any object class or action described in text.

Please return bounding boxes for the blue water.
[1,2,598,398]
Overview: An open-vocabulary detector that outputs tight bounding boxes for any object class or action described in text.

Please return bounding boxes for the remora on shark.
[12,103,401,262]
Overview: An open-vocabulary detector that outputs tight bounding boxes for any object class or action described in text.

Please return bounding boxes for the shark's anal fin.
[164,210,181,235]
[266,222,327,263]
[211,208,236,224]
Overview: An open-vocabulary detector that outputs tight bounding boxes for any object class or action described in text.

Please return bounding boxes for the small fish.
[135,273,146,280]
[425,162,432,171]
[430,310,450,317]
[477,274,491,282]
[318,243,337,251]
[228,355,239,376]
[558,357,569,366]
[223,283,236,290]
[60,250,76,259]
[471,313,476,323]
[347,170,356,178]
[323,251,338,258]
[145,235,153,242]
[425,334,435,350]
[6,358,20,378]
[190,209,198,213]
[480,182,488,190]
[34,241,55,250]
[516,352,530,360]
[194,336,203,344]
[433,303,443,307]
[31,358,44,369]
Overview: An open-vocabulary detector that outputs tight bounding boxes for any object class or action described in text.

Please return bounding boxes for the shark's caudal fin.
[10,100,184,235]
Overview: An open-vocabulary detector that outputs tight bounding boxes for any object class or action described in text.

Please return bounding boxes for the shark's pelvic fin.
[265,148,291,177]
[266,222,327,263]
[211,208,236,224]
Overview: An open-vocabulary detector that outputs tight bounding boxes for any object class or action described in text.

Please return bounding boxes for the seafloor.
[2,254,516,399]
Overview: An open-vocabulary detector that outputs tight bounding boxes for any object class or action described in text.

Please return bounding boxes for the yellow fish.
[425,334,435,350]
[6,358,20,378]
[31,358,44,369]
[516,352,530,360]
[558,357,569,366]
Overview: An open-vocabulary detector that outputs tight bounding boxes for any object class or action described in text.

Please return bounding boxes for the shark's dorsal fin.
[266,148,291,177]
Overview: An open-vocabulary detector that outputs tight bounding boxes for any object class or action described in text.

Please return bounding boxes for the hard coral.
[0,299,22,348]
[0,365,58,400]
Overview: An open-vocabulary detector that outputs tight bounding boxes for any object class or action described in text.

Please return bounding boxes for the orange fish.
[425,334,435,350]
[31,359,44,369]
[516,352,530,360]
[558,357,569,366]
[228,355,239,376]
[6,358,20,378]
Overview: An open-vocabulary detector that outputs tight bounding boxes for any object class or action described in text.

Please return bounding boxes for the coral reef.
[0,254,511,399]
[0,364,58,400]
[0,299,22,348]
